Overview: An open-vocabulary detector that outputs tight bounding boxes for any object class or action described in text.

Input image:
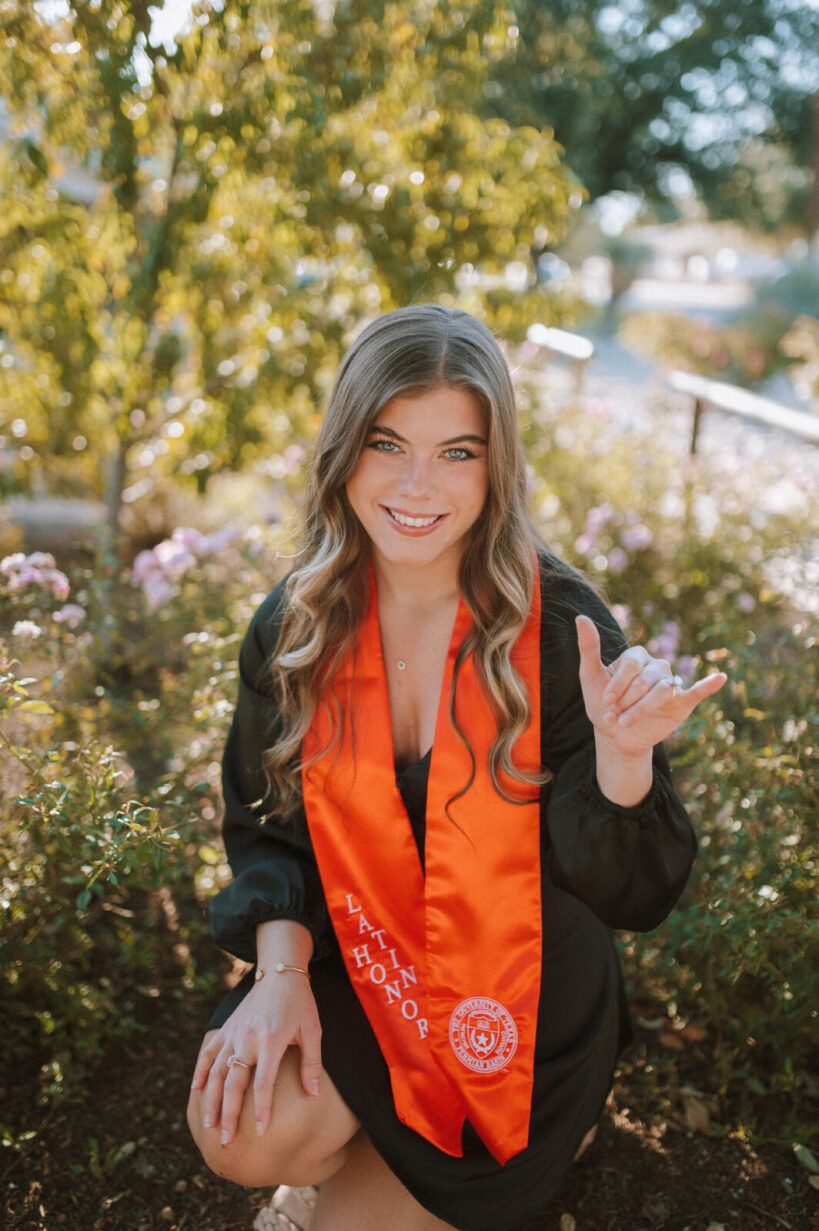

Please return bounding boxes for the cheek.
[459,464,489,510]
[344,456,375,506]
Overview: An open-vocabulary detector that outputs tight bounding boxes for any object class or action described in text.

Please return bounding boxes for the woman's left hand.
[575,614,728,758]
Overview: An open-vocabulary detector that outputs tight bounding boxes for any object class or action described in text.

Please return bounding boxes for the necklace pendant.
[397,659,407,671]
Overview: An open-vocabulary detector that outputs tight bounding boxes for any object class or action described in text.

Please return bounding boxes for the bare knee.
[186,1045,357,1189]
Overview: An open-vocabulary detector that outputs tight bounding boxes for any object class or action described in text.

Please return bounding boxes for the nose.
[397,454,436,502]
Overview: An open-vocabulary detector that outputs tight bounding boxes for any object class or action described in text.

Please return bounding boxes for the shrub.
[515,358,818,1136]
[618,307,788,386]
[0,650,193,1102]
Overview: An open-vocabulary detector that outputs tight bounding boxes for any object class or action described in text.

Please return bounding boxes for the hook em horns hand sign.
[574,614,728,759]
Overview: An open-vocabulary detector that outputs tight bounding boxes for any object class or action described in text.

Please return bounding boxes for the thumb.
[574,614,609,691]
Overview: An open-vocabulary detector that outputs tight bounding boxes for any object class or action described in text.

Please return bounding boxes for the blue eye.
[367,438,477,460]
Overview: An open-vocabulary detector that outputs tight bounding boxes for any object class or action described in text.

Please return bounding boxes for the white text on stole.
[344,892,429,1041]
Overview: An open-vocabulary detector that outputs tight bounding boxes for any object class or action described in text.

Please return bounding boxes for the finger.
[615,676,681,726]
[252,1044,285,1138]
[680,672,728,705]
[574,615,613,691]
[202,1045,232,1131]
[191,1035,221,1090]
[602,646,651,708]
[299,1017,323,1101]
[606,666,672,715]
[617,672,727,729]
[220,1062,256,1146]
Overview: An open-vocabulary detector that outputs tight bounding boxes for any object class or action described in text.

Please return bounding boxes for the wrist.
[593,736,654,808]
[593,727,653,763]
[256,918,314,968]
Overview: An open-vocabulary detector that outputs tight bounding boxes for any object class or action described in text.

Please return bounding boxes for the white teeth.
[388,509,441,528]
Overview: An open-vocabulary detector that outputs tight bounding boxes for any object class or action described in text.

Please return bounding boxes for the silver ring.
[227,1054,252,1070]
[667,674,683,696]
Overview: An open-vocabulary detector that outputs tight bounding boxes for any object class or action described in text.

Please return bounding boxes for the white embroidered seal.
[448,996,518,1072]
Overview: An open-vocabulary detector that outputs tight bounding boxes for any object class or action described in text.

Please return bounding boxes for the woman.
[187,304,726,1231]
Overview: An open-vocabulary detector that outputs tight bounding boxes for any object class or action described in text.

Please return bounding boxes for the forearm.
[256,917,315,969]
[594,735,654,807]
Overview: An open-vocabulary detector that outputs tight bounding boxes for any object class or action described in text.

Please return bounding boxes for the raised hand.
[574,614,727,758]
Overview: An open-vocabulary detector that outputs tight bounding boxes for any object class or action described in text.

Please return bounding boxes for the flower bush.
[617,256,819,399]
[618,306,787,386]
[1,375,816,1142]
[515,357,817,1138]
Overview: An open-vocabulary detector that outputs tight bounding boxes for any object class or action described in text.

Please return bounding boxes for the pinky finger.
[691,672,728,700]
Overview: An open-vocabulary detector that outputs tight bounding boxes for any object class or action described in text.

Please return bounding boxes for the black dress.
[204,559,698,1231]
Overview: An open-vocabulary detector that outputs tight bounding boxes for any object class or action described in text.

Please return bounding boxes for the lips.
[381,502,440,517]
[380,505,448,532]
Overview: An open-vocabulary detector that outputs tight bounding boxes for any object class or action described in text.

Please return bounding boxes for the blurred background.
[1,3,817,1230]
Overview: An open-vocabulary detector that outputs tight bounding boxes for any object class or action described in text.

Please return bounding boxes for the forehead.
[374,387,485,433]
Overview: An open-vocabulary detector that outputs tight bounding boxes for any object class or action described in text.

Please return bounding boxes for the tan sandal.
[254,1185,319,1231]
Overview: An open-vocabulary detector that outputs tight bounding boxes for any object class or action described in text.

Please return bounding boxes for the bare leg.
[311,1129,457,1231]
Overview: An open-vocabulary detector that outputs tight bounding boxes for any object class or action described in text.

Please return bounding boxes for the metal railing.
[667,370,819,455]
[527,325,594,395]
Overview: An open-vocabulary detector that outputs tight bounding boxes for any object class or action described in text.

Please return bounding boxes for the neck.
[370,548,462,610]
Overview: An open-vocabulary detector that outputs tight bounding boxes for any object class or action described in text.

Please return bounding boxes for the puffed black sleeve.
[539,565,698,932]
[208,578,333,965]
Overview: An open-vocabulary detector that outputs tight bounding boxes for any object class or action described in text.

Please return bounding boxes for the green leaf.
[17,700,55,716]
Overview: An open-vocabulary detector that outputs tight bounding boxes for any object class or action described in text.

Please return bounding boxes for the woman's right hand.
[190,970,322,1146]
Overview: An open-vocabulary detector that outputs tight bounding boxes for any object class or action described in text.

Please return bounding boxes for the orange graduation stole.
[301,558,542,1164]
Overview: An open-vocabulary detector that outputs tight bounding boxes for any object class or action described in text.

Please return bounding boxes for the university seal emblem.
[448,996,518,1073]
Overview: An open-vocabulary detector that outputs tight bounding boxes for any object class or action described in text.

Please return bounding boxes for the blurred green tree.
[492,0,817,239]
[0,0,581,540]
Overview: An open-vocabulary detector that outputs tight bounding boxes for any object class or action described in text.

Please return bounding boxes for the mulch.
[2,908,814,1231]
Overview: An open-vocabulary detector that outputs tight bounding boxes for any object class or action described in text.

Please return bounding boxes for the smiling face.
[344,385,490,576]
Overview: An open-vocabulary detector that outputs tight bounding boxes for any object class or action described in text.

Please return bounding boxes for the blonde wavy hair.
[260,303,593,825]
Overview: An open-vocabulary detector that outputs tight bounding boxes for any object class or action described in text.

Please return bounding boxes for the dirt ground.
[3,921,815,1231]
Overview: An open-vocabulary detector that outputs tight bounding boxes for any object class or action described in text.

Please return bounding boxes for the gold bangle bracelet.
[255,962,311,982]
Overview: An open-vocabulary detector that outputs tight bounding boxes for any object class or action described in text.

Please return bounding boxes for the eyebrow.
[368,425,488,447]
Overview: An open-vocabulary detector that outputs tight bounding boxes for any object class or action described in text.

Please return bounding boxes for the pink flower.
[649,621,681,660]
[0,553,27,576]
[170,527,207,555]
[131,525,237,607]
[132,549,161,585]
[154,539,196,577]
[143,573,176,612]
[171,525,237,557]
[41,570,71,601]
[606,548,629,574]
[620,524,653,552]
[6,566,43,591]
[53,603,86,628]
[736,592,756,612]
[585,504,615,534]
[0,552,70,599]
